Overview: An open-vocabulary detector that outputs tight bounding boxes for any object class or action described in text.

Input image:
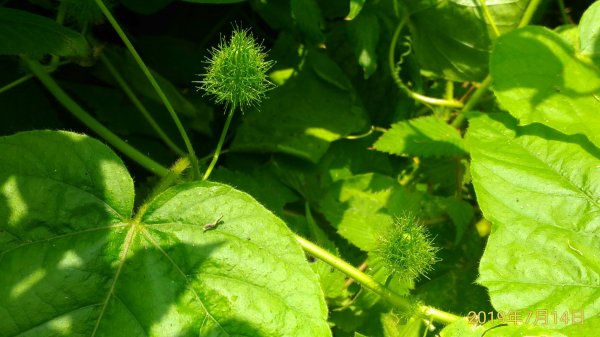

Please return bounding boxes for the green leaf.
[183,0,245,3]
[559,314,600,336]
[211,166,299,216]
[483,323,567,337]
[0,7,90,57]
[346,0,366,20]
[467,113,600,329]
[249,0,294,32]
[319,173,447,251]
[579,1,600,63]
[291,0,325,44]
[97,48,199,119]
[304,206,348,301]
[347,10,380,79]
[440,319,569,337]
[490,26,600,149]
[406,0,528,81]
[308,50,353,91]
[443,197,474,244]
[231,50,368,163]
[439,318,485,337]
[118,0,175,14]
[374,116,468,157]
[0,131,330,336]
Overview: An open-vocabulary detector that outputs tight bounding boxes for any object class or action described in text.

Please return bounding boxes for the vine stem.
[518,0,544,28]
[294,235,461,325]
[93,0,200,179]
[98,53,186,156]
[25,58,170,177]
[451,75,492,128]
[203,105,235,180]
[479,0,500,38]
[389,19,463,109]
[0,73,34,94]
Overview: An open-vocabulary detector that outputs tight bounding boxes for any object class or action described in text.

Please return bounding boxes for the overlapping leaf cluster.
[1,0,599,336]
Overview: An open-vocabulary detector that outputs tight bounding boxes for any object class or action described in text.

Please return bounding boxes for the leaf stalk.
[25,58,169,177]
[203,105,235,180]
[389,19,464,109]
[93,0,200,179]
[294,234,461,324]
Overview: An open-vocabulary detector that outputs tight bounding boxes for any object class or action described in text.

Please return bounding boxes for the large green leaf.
[118,0,175,14]
[346,10,379,79]
[467,113,600,329]
[490,26,600,149]
[439,319,568,337]
[0,131,330,336]
[373,116,468,158]
[183,0,245,3]
[0,7,89,57]
[95,48,199,119]
[579,0,600,63]
[291,0,325,44]
[318,173,451,251]
[405,0,528,81]
[231,50,368,163]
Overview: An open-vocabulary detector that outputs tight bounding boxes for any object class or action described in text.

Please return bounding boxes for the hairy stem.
[99,53,186,156]
[295,235,461,324]
[93,0,200,179]
[203,105,235,180]
[25,58,169,177]
[389,19,463,109]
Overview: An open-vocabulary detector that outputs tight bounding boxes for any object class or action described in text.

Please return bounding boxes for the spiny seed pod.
[197,27,275,111]
[373,214,439,282]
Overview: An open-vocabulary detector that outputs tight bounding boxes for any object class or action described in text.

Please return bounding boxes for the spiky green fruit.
[197,28,275,111]
[373,214,439,282]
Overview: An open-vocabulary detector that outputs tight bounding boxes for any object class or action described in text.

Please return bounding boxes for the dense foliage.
[0,0,599,336]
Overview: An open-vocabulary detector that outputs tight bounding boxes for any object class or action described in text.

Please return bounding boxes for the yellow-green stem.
[203,106,235,180]
[518,0,544,28]
[389,19,463,109]
[93,0,200,179]
[25,58,169,177]
[295,234,461,324]
[479,0,500,37]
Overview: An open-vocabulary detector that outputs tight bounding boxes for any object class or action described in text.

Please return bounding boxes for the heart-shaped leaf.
[467,112,600,329]
[0,130,330,336]
[0,7,90,57]
[490,26,600,149]
[406,0,528,81]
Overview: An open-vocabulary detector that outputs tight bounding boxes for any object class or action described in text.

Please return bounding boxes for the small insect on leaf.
[203,214,224,232]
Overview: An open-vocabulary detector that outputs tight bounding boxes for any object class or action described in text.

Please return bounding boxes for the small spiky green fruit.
[197,28,274,111]
[374,214,439,282]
